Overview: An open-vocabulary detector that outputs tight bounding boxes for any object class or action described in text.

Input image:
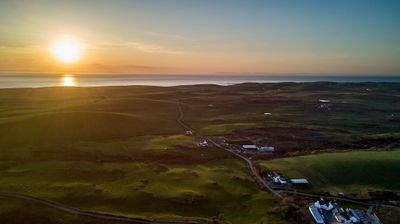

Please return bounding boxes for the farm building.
[258,146,274,152]
[268,172,287,184]
[308,198,380,224]
[355,210,382,224]
[242,145,257,150]
[198,140,208,147]
[290,179,308,184]
[185,130,193,135]
[309,206,324,224]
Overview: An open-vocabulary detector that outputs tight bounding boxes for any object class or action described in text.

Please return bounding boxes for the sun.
[51,40,82,63]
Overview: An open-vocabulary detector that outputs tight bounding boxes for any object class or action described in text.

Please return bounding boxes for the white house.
[268,172,288,184]
[273,176,287,184]
[199,140,208,147]
[314,199,334,211]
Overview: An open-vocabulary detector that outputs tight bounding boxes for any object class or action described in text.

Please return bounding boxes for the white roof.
[319,99,330,103]
[291,179,309,184]
[242,145,257,149]
[243,145,257,149]
[259,146,274,151]
[309,206,324,224]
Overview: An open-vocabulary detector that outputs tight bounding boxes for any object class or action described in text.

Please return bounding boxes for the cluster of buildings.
[197,139,208,147]
[242,144,275,152]
[268,171,287,184]
[309,199,381,224]
[267,172,309,185]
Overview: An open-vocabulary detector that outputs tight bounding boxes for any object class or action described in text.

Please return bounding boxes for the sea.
[0,74,399,89]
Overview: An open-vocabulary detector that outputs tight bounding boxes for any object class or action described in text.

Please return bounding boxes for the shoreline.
[0,74,399,89]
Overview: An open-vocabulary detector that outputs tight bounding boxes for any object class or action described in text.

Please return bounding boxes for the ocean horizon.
[1,74,399,89]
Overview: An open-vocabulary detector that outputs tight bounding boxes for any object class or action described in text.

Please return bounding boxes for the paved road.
[0,192,199,224]
[206,138,282,198]
[277,190,400,209]
[176,101,400,209]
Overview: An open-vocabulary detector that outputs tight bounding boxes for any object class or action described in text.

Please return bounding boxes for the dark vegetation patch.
[230,127,349,153]
[181,82,400,153]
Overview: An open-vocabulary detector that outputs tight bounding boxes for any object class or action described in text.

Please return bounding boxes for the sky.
[0,0,399,75]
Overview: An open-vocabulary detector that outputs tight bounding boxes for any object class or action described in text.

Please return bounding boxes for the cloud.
[123,64,159,70]
[80,63,162,73]
[145,31,187,40]
[124,41,185,55]
[84,63,157,69]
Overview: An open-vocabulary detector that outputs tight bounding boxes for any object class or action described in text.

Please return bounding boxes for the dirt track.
[0,192,200,224]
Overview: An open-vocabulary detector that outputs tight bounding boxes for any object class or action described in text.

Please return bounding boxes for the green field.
[259,150,400,197]
[0,86,293,224]
[0,196,134,224]
[0,83,399,223]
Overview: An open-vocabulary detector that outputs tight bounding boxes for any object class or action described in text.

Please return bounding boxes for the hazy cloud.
[80,63,162,73]
[124,41,185,55]
[145,31,187,40]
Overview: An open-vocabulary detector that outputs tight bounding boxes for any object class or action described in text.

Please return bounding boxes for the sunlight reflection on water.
[61,74,76,87]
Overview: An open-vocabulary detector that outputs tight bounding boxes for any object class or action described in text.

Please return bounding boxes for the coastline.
[0,74,400,89]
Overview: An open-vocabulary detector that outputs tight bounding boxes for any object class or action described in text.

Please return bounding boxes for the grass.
[180,83,400,152]
[0,83,399,223]
[0,196,136,224]
[259,150,400,197]
[0,153,286,223]
[0,86,293,223]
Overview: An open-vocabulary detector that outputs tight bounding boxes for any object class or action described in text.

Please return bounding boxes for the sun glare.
[51,40,82,63]
[61,74,76,86]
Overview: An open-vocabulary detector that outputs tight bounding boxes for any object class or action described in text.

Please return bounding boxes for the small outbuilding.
[242,145,257,150]
[198,140,208,147]
[290,179,309,184]
[258,146,274,152]
[185,130,194,136]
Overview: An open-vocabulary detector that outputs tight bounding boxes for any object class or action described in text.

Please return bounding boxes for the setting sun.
[51,40,82,63]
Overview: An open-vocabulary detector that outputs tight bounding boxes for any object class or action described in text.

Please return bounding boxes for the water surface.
[1,74,399,89]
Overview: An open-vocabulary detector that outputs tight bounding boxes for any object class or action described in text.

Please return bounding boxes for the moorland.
[0,82,399,223]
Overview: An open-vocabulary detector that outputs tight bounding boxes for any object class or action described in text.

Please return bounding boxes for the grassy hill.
[0,83,399,223]
[259,150,400,197]
[0,86,291,224]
